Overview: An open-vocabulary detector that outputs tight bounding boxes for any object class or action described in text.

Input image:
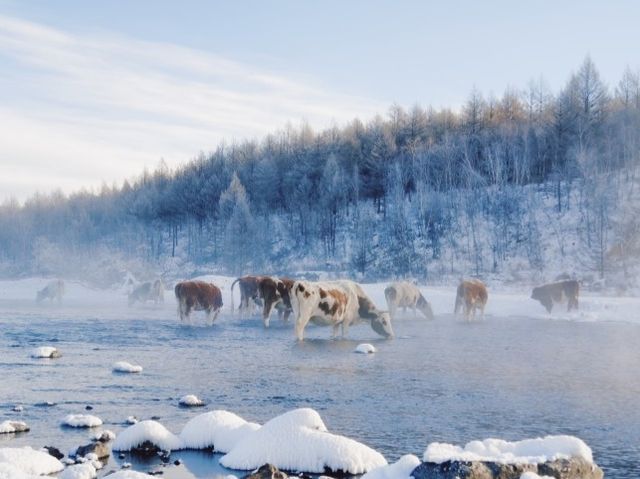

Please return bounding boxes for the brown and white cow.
[230,276,264,317]
[531,280,579,313]
[384,281,434,320]
[258,277,295,327]
[174,280,223,325]
[454,279,488,321]
[36,279,65,303]
[128,279,164,306]
[290,280,394,341]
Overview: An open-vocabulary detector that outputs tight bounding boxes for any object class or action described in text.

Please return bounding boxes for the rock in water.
[44,446,64,460]
[75,441,111,459]
[243,464,289,479]
[410,457,603,479]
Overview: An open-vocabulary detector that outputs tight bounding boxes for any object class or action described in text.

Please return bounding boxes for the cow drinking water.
[531,280,579,313]
[290,280,394,341]
[384,281,434,320]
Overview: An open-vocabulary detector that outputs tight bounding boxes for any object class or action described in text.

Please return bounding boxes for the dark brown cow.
[230,276,264,317]
[454,279,488,321]
[531,280,579,313]
[174,280,223,324]
[258,277,294,327]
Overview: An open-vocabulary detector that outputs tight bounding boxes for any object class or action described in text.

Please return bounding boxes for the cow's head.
[370,311,394,338]
[531,287,541,300]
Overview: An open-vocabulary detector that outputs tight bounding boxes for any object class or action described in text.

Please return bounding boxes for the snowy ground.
[0,276,639,478]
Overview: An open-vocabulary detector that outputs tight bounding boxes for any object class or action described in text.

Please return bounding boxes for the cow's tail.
[230,278,241,314]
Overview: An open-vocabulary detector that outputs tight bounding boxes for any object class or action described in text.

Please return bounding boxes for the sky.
[0,0,639,202]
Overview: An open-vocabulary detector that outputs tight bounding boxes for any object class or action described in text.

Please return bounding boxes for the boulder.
[130,440,162,457]
[243,464,289,479]
[44,446,64,460]
[410,457,603,479]
[75,441,111,459]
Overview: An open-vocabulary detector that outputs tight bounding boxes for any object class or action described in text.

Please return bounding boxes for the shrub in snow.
[423,435,594,465]
[220,408,387,474]
[0,447,64,474]
[31,346,61,358]
[62,415,103,428]
[179,410,260,452]
[361,454,421,479]
[58,462,97,479]
[112,420,182,452]
[355,343,376,354]
[179,394,204,407]
[0,421,29,434]
[112,361,143,373]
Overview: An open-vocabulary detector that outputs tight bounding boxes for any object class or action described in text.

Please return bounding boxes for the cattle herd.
[33,275,581,340]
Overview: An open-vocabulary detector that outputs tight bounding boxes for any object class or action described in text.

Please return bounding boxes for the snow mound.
[520,473,554,479]
[0,421,29,434]
[31,346,61,358]
[93,429,116,441]
[125,416,138,424]
[0,463,42,479]
[180,410,261,452]
[355,343,376,354]
[62,414,103,428]
[361,454,421,479]
[0,447,64,475]
[112,420,182,452]
[179,394,204,407]
[58,462,97,479]
[113,361,143,373]
[423,435,593,465]
[220,408,387,474]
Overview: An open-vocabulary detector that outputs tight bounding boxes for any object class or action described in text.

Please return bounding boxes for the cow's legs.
[295,314,310,341]
[263,302,275,328]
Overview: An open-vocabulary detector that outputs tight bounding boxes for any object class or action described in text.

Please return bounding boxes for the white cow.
[290,280,394,341]
[384,281,434,320]
[36,279,65,303]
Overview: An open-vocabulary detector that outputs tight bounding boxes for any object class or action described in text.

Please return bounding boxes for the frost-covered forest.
[1,57,640,290]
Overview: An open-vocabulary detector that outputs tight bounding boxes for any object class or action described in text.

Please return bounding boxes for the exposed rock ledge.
[410,457,603,479]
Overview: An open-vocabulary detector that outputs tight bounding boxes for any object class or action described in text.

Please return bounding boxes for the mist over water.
[1,293,639,478]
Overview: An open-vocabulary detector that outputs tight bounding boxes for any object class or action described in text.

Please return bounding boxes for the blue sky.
[0,0,638,200]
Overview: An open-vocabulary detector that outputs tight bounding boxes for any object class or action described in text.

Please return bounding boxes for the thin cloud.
[0,14,383,201]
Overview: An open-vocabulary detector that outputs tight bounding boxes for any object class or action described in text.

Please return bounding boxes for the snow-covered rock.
[361,454,421,479]
[112,361,143,373]
[179,394,204,407]
[62,414,103,428]
[423,435,593,464]
[112,420,182,452]
[125,416,138,425]
[0,421,29,434]
[179,410,260,451]
[521,473,554,479]
[0,463,42,479]
[355,343,376,354]
[93,429,116,442]
[13,405,24,412]
[0,447,64,475]
[58,462,97,479]
[31,346,61,358]
[220,408,387,474]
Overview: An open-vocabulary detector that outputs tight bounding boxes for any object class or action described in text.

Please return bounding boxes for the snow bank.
[355,343,376,354]
[62,414,103,428]
[0,421,28,434]
[361,454,420,479]
[58,462,97,479]
[30,346,61,358]
[179,410,260,452]
[179,394,204,407]
[0,463,42,479]
[423,435,593,465]
[0,447,64,475]
[113,361,143,373]
[220,408,387,474]
[112,420,182,452]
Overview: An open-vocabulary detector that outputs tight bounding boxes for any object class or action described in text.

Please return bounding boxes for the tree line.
[1,57,639,287]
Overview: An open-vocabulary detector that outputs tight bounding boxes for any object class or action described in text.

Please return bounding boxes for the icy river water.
[0,280,639,478]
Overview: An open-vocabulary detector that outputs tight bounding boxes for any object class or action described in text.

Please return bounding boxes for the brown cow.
[258,277,295,327]
[531,280,579,313]
[454,279,488,321]
[174,280,223,325]
[230,276,264,317]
